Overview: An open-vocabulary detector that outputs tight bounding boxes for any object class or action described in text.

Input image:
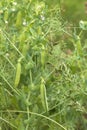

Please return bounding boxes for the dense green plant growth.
[0,0,87,130]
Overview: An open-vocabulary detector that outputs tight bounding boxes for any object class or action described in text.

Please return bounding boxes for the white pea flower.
[41,15,45,21]
[5,20,8,24]
[23,21,27,26]
[5,53,9,57]
[11,8,16,12]
[13,2,17,6]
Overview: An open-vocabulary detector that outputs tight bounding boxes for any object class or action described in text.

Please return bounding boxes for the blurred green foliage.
[62,0,86,23]
[0,0,87,130]
[47,0,87,23]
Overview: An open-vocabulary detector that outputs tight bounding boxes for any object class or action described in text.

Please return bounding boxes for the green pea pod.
[4,10,8,21]
[22,44,28,56]
[16,11,22,28]
[19,33,26,43]
[41,50,46,68]
[40,78,48,112]
[76,36,83,57]
[14,61,21,87]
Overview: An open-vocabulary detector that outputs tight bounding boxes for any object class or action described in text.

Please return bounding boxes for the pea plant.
[0,0,87,130]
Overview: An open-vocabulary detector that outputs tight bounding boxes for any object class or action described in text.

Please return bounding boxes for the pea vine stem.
[0,110,67,130]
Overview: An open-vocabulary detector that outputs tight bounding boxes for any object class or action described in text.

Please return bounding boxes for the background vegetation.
[0,0,87,130]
